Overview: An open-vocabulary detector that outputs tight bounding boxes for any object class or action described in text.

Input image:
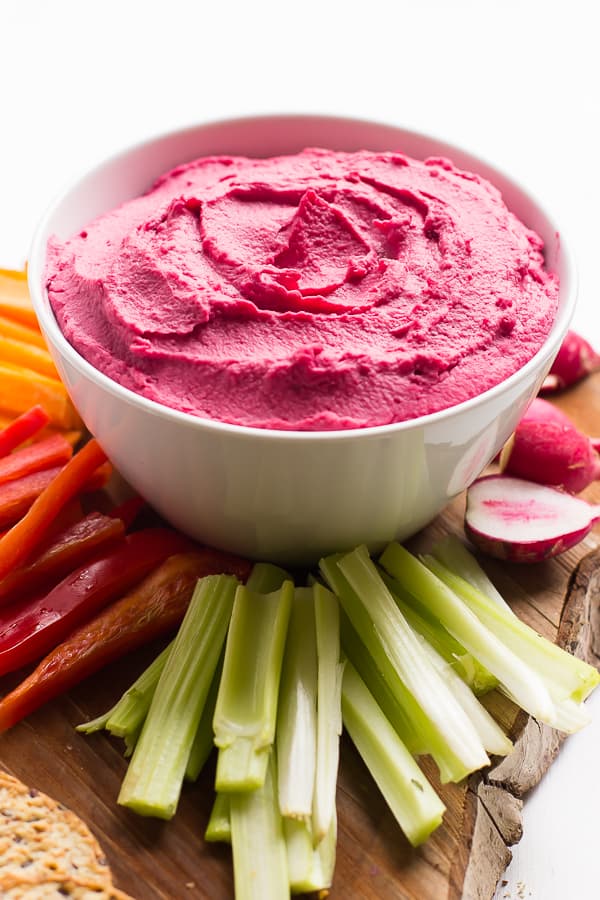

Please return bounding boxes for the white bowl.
[28,115,576,565]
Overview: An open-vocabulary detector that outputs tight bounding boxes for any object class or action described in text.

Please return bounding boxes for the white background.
[1,1,599,897]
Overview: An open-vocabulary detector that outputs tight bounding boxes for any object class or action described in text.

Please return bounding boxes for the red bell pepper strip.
[0,527,194,678]
[0,405,50,457]
[109,494,147,530]
[0,465,62,529]
[0,433,73,486]
[0,548,252,731]
[0,438,108,580]
[0,511,126,608]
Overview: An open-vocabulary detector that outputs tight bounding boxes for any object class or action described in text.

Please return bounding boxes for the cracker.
[0,770,133,899]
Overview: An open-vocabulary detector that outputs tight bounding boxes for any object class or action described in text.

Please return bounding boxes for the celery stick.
[277,588,318,820]
[284,812,336,894]
[340,610,425,755]
[423,554,600,705]
[76,641,173,755]
[247,562,291,593]
[419,640,512,756]
[312,582,343,842]
[432,535,513,613]
[378,567,498,696]
[214,581,293,791]
[380,543,557,725]
[342,661,445,847]
[205,792,231,844]
[229,753,289,900]
[118,574,237,818]
[106,642,172,745]
[186,657,221,782]
[321,548,490,783]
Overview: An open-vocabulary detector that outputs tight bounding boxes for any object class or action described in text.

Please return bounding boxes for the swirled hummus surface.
[46,149,559,430]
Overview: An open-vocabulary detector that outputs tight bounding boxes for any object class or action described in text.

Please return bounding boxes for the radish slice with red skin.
[465,475,600,563]
[500,398,600,493]
[541,330,600,393]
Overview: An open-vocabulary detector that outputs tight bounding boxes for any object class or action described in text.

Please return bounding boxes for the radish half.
[541,330,600,393]
[465,475,600,563]
[500,397,600,493]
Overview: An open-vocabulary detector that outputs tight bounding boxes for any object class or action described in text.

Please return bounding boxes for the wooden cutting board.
[1,373,600,900]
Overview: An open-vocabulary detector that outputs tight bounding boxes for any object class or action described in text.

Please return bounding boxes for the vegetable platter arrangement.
[0,266,599,900]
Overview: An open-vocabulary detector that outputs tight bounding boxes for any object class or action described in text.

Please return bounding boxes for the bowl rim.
[28,112,577,444]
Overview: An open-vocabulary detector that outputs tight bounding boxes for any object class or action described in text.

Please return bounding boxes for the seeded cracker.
[0,770,133,898]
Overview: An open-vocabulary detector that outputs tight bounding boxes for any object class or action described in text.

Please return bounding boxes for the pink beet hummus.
[46,149,559,431]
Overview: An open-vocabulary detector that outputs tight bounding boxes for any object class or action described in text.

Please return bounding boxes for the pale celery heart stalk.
[284,812,337,893]
[276,587,318,820]
[321,547,490,783]
[423,553,600,731]
[214,580,293,791]
[342,660,446,847]
[205,792,232,844]
[312,581,344,843]
[118,574,238,818]
[229,753,289,900]
[379,542,557,725]
[431,534,513,613]
[378,566,498,695]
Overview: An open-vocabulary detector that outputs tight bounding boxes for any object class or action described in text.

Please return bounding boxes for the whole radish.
[500,397,600,494]
[541,330,600,393]
[465,475,600,563]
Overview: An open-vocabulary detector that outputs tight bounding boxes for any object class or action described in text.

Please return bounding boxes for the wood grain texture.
[0,380,599,900]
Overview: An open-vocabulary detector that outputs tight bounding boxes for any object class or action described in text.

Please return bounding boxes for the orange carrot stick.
[0,433,73,487]
[0,438,108,579]
[0,335,60,379]
[0,269,40,331]
[0,362,83,430]
[0,405,50,457]
[0,314,47,349]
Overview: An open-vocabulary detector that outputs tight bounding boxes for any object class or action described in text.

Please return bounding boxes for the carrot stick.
[0,548,252,731]
[0,438,108,579]
[0,362,83,430]
[0,405,50,457]
[0,434,73,487]
[0,335,59,379]
[0,269,40,331]
[0,314,47,349]
[0,466,62,529]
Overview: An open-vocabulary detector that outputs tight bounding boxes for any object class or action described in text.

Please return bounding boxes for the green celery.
[380,543,557,725]
[321,548,490,784]
[229,752,289,900]
[76,641,173,755]
[185,657,222,781]
[214,581,293,791]
[284,812,336,894]
[419,639,512,756]
[340,609,425,755]
[342,660,445,847]
[431,535,514,613]
[312,582,343,842]
[277,587,318,820]
[118,574,238,818]
[246,562,291,593]
[378,566,498,695]
[423,554,600,725]
[205,792,231,844]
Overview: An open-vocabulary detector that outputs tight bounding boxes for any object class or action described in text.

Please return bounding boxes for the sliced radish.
[465,475,600,563]
[541,330,600,393]
[500,397,600,493]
